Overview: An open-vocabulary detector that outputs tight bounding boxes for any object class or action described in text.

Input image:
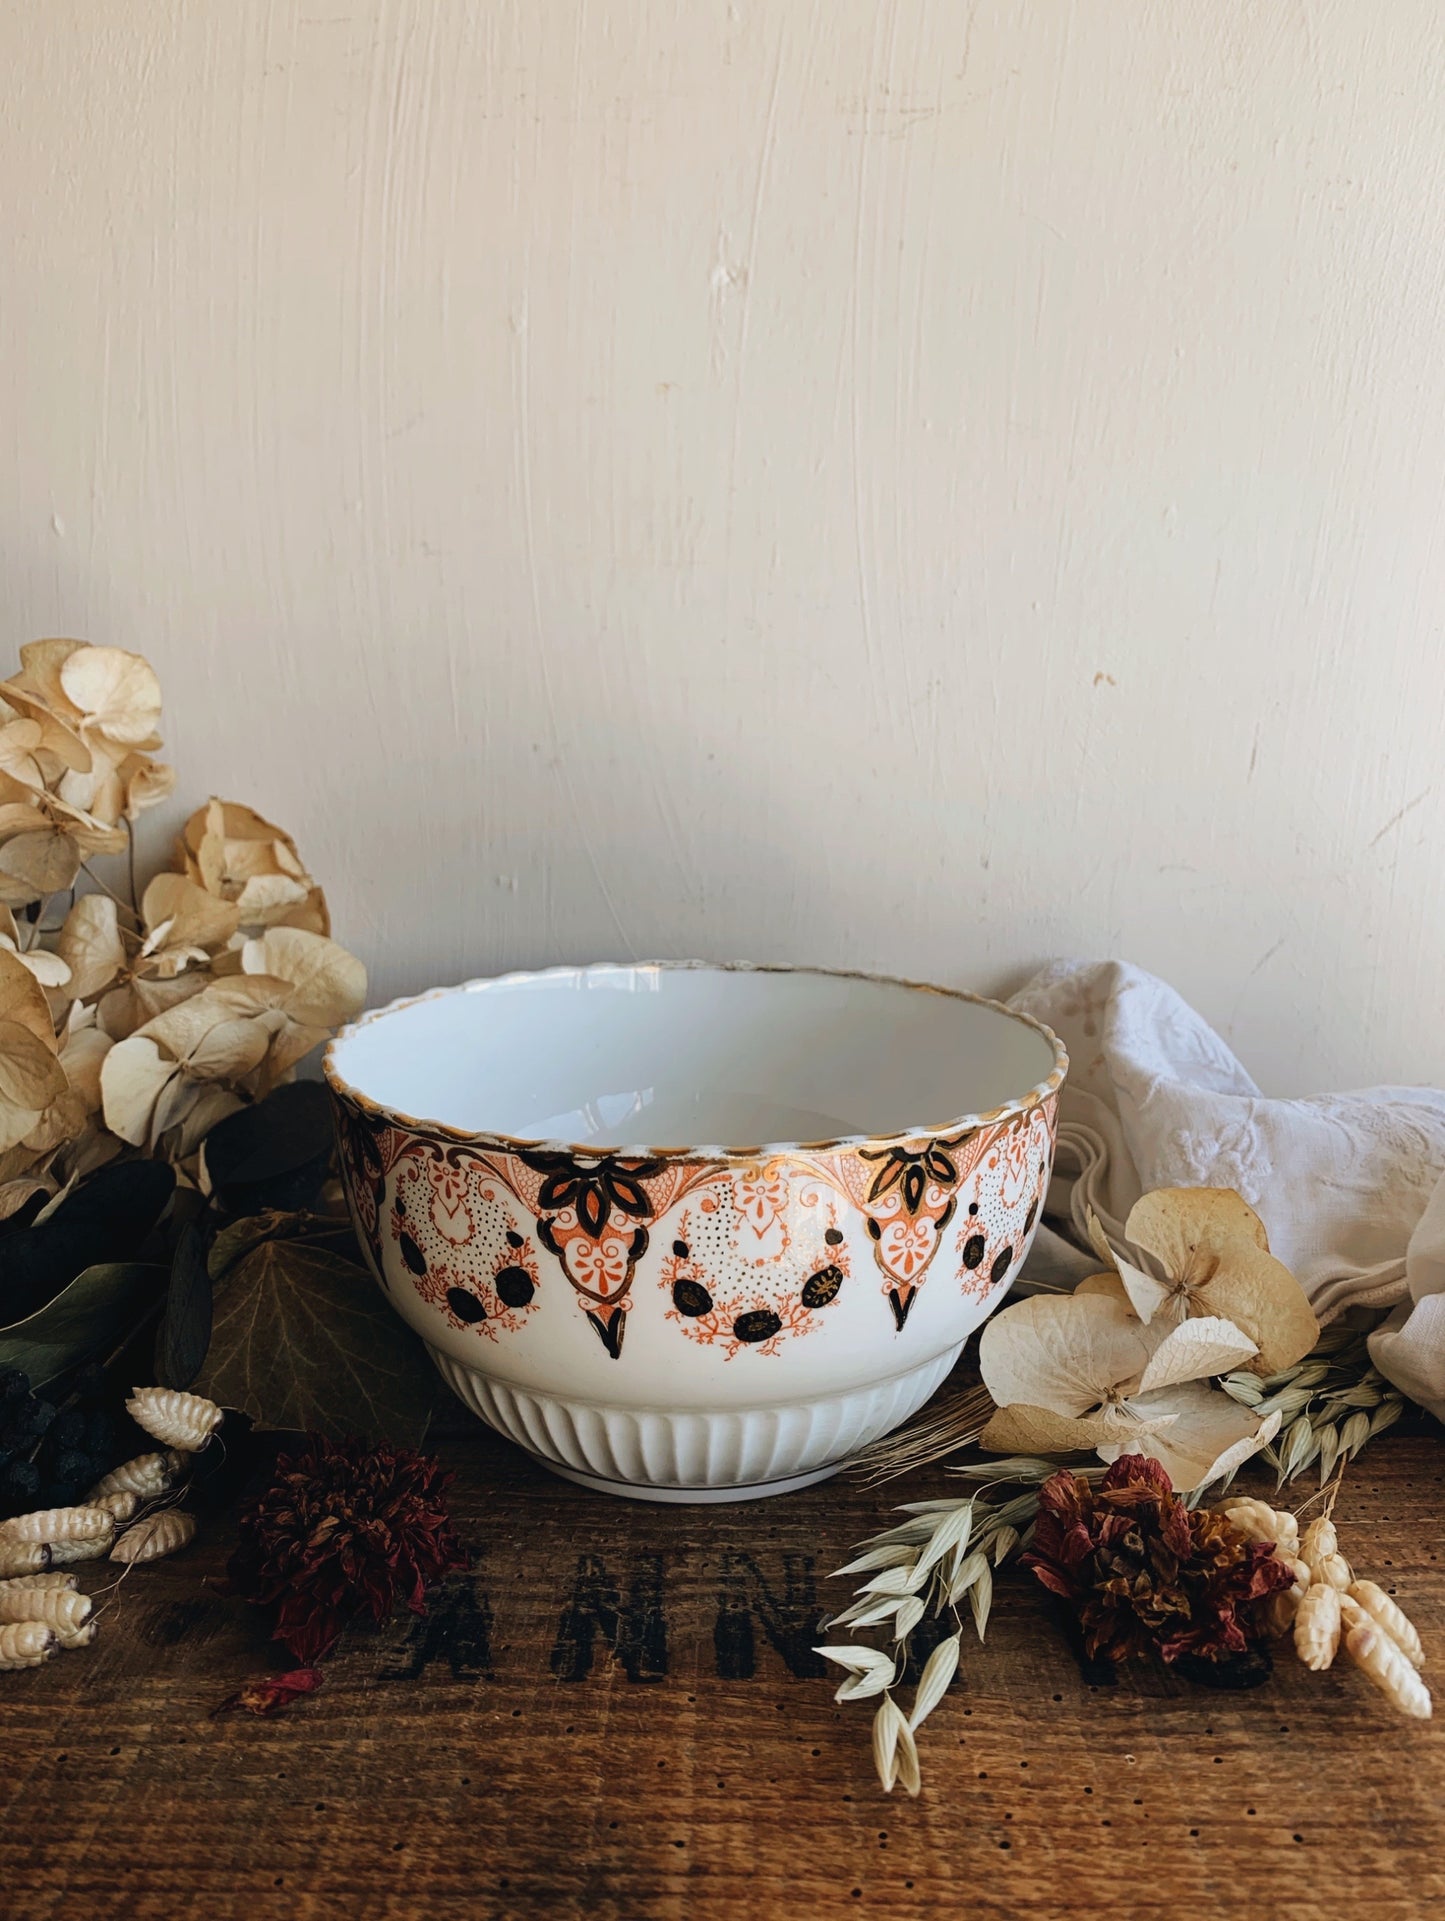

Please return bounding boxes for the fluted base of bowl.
[428,1344,962,1502]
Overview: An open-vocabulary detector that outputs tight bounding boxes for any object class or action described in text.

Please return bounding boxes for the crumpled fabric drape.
[1007,959,1445,1421]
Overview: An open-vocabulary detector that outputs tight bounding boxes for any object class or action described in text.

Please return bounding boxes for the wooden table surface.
[1,1418,1441,1920]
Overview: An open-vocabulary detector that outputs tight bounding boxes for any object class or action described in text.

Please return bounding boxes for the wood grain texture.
[1,1426,1442,1919]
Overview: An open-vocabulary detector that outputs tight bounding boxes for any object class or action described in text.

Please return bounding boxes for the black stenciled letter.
[713,1551,828,1680]
[550,1553,668,1683]
[382,1571,495,1682]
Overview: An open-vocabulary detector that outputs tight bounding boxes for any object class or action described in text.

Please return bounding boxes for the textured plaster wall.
[2,2,1443,1095]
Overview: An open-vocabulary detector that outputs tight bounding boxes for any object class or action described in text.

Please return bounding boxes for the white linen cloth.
[1006,960,1445,1421]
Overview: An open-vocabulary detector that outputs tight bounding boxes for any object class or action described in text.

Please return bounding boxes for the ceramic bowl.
[326,962,1067,1502]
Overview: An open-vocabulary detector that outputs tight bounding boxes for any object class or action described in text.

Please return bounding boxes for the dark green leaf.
[194,1238,440,1445]
[154,1219,213,1390]
[0,1262,169,1389]
[0,1160,174,1323]
[201,1081,335,1214]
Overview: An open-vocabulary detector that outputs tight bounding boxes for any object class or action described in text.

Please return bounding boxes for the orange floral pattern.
[333,1090,1059,1358]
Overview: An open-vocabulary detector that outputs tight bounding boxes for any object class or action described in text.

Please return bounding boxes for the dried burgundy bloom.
[214,1666,324,1718]
[1024,1452,1293,1666]
[225,1435,469,1667]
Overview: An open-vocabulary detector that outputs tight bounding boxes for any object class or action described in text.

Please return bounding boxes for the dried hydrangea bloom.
[979,1285,1278,1492]
[1096,1188,1318,1378]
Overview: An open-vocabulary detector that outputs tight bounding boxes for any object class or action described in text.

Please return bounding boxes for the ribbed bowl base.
[427,1345,961,1502]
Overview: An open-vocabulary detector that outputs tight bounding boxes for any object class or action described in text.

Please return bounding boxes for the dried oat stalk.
[817,1466,1063,1795]
[1220,1321,1405,1489]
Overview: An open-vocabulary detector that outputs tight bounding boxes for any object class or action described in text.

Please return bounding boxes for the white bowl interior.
[330,966,1057,1149]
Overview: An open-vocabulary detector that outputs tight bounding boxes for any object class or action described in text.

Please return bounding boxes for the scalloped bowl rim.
[323,959,1069,1164]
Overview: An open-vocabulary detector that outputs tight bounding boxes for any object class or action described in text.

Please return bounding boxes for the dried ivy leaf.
[0,1260,169,1388]
[155,1219,213,1390]
[208,1209,315,1281]
[195,1239,439,1445]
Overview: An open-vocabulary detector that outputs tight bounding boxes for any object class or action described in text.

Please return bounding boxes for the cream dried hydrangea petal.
[0,937,71,990]
[57,761,125,827]
[23,1088,86,1156]
[1128,1187,1271,1261]
[59,1022,112,1112]
[979,1401,1175,1457]
[978,1289,1154,1419]
[1124,1186,1317,1376]
[0,1020,68,1114]
[59,646,163,748]
[240,927,366,1029]
[1134,1314,1258,1394]
[100,1035,180,1145]
[141,874,240,955]
[1101,1386,1282,1494]
[184,1015,271,1082]
[1112,1251,1173,1324]
[97,973,206,1044]
[0,827,83,902]
[1074,1271,1129,1304]
[0,950,58,1053]
[138,986,254,1063]
[0,719,46,791]
[57,894,126,1001]
[232,872,310,927]
[120,754,174,818]
[12,640,85,719]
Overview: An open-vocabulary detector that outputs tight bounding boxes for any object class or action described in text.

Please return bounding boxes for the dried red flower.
[214,1667,324,1718]
[225,1435,469,1666]
[1024,1452,1293,1665]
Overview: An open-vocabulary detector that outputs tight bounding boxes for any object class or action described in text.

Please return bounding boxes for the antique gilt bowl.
[326,962,1066,1502]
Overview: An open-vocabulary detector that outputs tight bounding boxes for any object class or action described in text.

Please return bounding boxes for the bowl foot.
[542,1458,844,1504]
[427,1343,961,1502]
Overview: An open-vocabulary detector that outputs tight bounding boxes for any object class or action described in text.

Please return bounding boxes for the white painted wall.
[3,2,1442,1096]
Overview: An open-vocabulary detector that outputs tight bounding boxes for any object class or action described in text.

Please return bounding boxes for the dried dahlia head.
[226,1435,469,1665]
[1025,1452,1293,1666]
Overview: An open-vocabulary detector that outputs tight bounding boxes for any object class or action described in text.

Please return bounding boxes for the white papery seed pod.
[87,1451,185,1502]
[125,1388,222,1453]
[1299,1516,1338,1574]
[1294,1581,1342,1671]
[1222,1499,1299,1555]
[49,1521,116,1566]
[0,1571,76,1595]
[0,1543,54,1580]
[1346,1619,1433,1719]
[111,1509,196,1565]
[1349,1579,1426,1669]
[0,1620,58,1670]
[1315,1551,1353,1591]
[93,1490,140,1524]
[0,1586,90,1634]
[1265,1551,1313,1636]
[0,1506,113,1546]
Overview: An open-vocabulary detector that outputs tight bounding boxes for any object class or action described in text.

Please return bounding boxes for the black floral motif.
[516,1149,666,1239]
[859,1133,969,1215]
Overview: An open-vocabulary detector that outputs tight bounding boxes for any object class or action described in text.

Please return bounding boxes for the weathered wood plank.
[1,1427,1441,1919]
